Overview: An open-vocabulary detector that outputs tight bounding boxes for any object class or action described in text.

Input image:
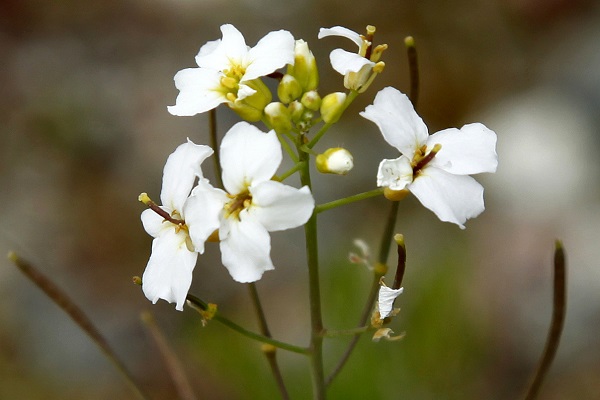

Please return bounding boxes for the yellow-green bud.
[288,39,319,92]
[320,92,347,124]
[288,100,305,123]
[277,74,303,104]
[264,102,292,134]
[316,148,353,175]
[229,78,272,122]
[301,90,321,111]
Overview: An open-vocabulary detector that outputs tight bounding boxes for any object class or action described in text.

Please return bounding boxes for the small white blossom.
[361,87,498,228]
[184,121,315,282]
[316,147,354,175]
[141,140,213,310]
[168,24,295,116]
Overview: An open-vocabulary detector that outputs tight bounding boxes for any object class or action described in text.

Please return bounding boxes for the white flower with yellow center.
[168,24,295,118]
[140,140,213,310]
[184,121,315,282]
[361,87,498,228]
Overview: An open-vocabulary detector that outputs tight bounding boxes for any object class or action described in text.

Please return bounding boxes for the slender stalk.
[277,132,300,163]
[185,294,308,355]
[140,311,197,400]
[523,241,567,400]
[277,162,305,182]
[315,188,384,214]
[208,109,224,189]
[298,137,326,400]
[7,252,151,400]
[404,36,419,110]
[247,283,290,400]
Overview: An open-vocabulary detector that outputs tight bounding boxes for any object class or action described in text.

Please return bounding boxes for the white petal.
[142,228,197,311]
[410,167,485,229]
[236,83,257,102]
[220,122,282,195]
[168,68,227,116]
[329,49,374,76]
[160,139,214,213]
[377,157,413,190]
[196,24,248,71]
[184,179,228,253]
[244,30,295,81]
[428,123,498,175]
[250,181,314,232]
[220,215,274,282]
[378,285,403,319]
[141,208,172,238]
[318,26,363,48]
[360,87,428,156]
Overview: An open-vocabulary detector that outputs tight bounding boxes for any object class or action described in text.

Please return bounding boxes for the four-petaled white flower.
[318,26,385,92]
[141,140,213,310]
[361,87,498,228]
[184,121,315,282]
[168,24,295,117]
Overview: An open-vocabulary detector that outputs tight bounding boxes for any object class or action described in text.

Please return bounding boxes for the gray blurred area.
[1,0,599,399]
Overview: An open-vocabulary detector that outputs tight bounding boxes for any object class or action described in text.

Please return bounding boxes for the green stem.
[298,137,326,400]
[307,90,359,149]
[208,109,224,189]
[276,162,305,182]
[315,188,384,214]
[247,283,290,400]
[322,326,369,338]
[185,294,308,355]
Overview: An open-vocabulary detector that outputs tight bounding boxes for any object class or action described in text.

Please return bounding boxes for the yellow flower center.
[224,191,252,221]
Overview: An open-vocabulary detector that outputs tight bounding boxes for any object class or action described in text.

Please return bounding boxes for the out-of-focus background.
[1,0,599,399]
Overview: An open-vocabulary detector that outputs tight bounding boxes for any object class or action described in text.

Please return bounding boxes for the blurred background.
[1,0,599,398]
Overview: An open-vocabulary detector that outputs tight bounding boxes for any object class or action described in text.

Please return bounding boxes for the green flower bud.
[320,92,347,124]
[301,90,321,111]
[277,74,303,104]
[229,78,272,122]
[264,102,292,134]
[288,39,319,92]
[316,147,354,175]
[288,100,305,123]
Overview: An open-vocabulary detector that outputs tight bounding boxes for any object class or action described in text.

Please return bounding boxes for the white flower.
[316,147,354,175]
[361,87,498,228]
[184,121,315,282]
[141,140,213,310]
[378,283,403,319]
[318,26,385,92]
[168,24,295,117]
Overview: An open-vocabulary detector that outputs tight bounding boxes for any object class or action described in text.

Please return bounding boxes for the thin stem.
[315,188,384,214]
[277,162,305,182]
[247,283,290,400]
[404,36,419,110]
[523,241,567,400]
[298,137,326,400]
[140,311,197,400]
[185,294,309,355]
[7,252,151,400]
[208,109,224,189]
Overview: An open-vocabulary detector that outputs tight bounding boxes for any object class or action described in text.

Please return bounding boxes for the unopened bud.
[277,74,302,104]
[316,148,353,175]
[264,102,292,134]
[301,90,321,111]
[288,39,319,92]
[320,92,346,124]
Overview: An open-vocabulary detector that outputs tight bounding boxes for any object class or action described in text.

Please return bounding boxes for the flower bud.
[288,100,305,123]
[320,92,346,124]
[277,74,302,104]
[316,147,353,175]
[229,78,272,122]
[288,39,319,92]
[301,90,321,111]
[264,102,292,134]
[383,187,410,201]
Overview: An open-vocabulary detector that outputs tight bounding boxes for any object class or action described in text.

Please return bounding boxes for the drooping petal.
[409,167,485,229]
[244,30,295,82]
[168,68,227,116]
[196,24,248,71]
[184,179,228,253]
[160,139,214,213]
[318,26,364,48]
[360,87,428,156]
[219,214,274,282]
[250,181,314,232]
[142,228,197,311]
[427,123,498,175]
[378,285,403,319]
[141,208,172,239]
[377,156,413,190]
[220,122,282,195]
[329,49,374,76]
